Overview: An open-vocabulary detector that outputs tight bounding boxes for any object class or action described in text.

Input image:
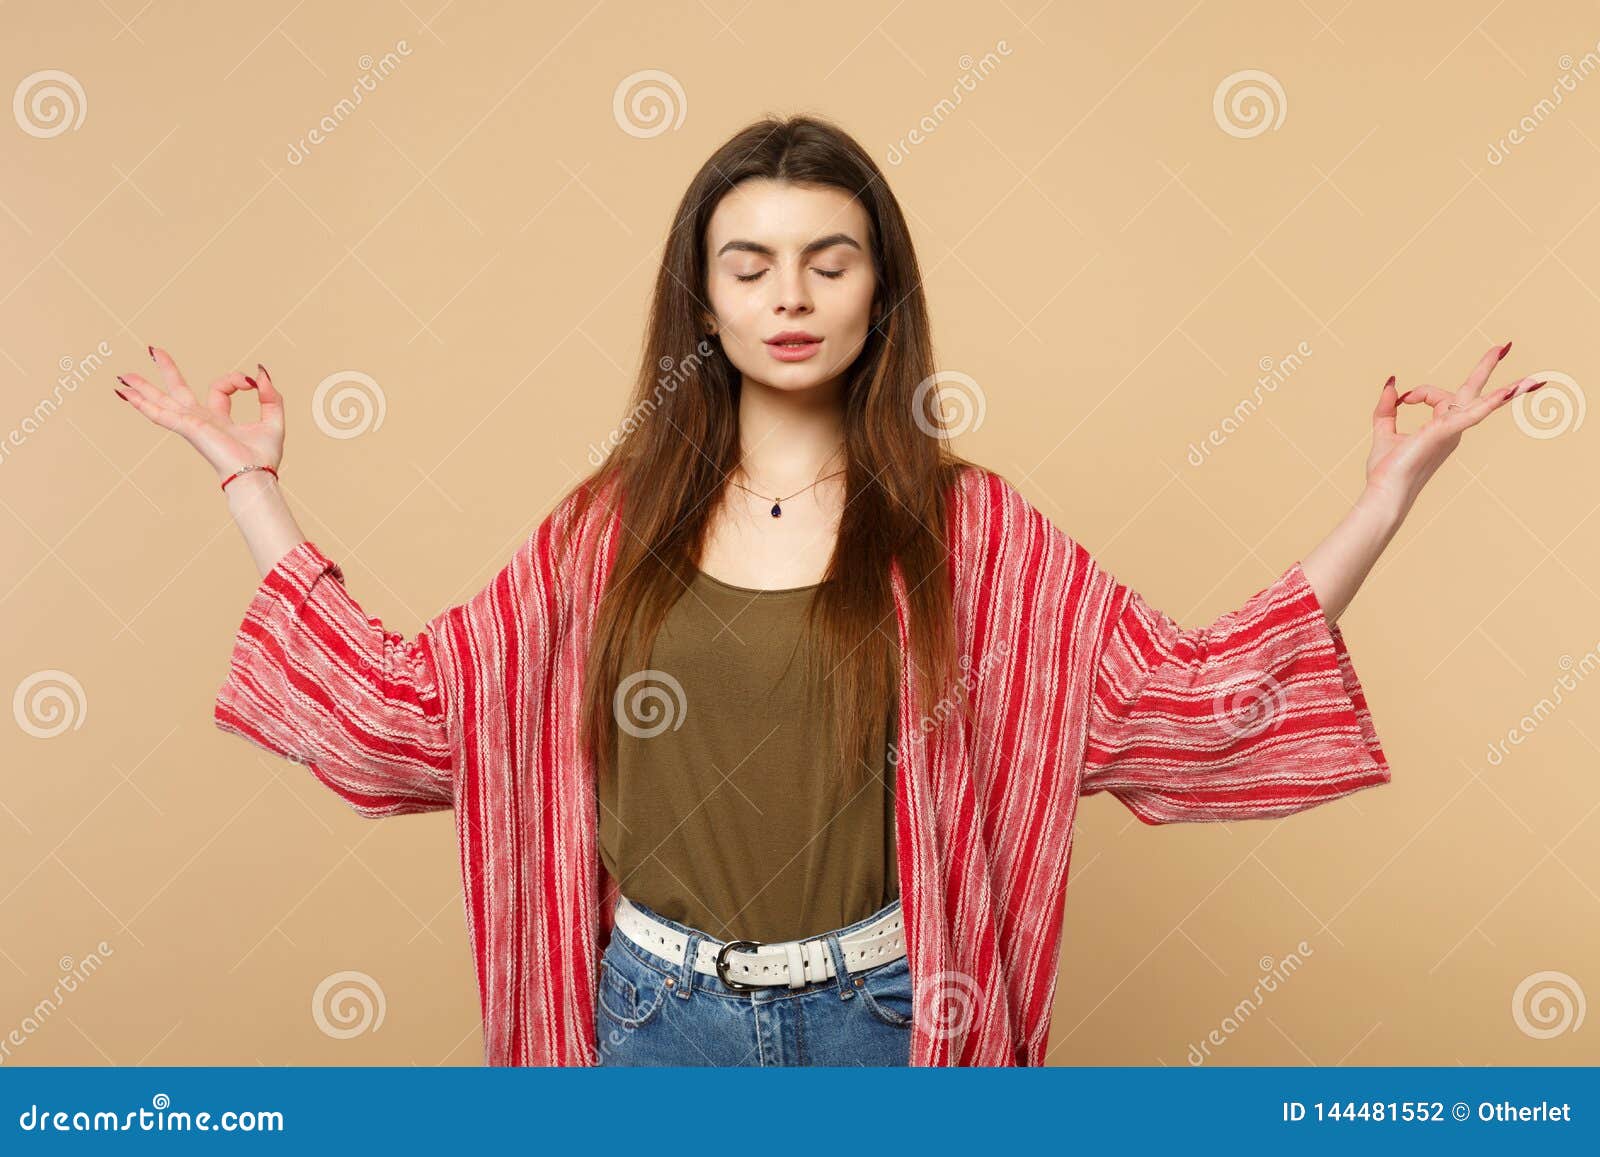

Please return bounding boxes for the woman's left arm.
[1077,344,1544,824]
[1301,342,1546,623]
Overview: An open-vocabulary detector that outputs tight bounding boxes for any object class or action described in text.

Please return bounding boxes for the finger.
[114,372,181,416]
[1459,340,1512,401]
[253,363,285,432]
[1372,375,1399,436]
[148,344,198,403]
[1446,376,1544,429]
[1397,384,1452,408]
[113,375,184,431]
[206,372,257,421]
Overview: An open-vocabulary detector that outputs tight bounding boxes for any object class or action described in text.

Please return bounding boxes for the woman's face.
[702,178,878,394]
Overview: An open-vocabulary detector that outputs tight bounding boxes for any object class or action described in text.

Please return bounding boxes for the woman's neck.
[733,373,848,493]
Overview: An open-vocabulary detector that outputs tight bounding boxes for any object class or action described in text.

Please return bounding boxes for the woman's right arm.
[115,350,454,818]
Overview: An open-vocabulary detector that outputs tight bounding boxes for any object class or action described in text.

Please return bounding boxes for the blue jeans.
[595,895,913,1066]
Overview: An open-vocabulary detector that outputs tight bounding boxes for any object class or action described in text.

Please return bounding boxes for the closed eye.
[734,269,847,283]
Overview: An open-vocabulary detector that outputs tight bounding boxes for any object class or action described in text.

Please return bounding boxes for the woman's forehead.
[706,180,869,251]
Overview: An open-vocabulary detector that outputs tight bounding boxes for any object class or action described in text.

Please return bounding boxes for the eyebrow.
[715,232,863,259]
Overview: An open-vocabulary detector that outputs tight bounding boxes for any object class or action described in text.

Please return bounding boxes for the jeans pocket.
[855,955,914,1028]
[598,943,672,1030]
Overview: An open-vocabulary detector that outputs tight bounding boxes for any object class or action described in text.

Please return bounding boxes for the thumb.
[1372,374,1398,437]
[253,363,285,431]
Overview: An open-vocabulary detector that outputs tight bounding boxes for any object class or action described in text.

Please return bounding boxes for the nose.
[773,261,813,315]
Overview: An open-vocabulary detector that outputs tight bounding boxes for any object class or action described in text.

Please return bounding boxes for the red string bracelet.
[220,464,279,492]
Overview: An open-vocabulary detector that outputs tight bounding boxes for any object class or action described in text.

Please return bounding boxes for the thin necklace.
[729,466,847,518]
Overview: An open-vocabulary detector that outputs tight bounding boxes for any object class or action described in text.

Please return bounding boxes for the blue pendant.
[770,502,782,518]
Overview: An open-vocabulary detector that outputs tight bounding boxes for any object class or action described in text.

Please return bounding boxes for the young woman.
[113,115,1546,1067]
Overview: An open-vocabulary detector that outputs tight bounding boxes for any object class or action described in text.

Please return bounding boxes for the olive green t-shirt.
[599,568,899,944]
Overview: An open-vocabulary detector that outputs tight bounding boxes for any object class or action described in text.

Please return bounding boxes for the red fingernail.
[256,362,269,380]
[244,375,258,389]
[1385,375,1396,388]
[113,387,127,400]
[148,345,157,362]
[1497,341,1512,360]
[1525,380,1548,393]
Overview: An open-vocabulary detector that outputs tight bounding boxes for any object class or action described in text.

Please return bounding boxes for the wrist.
[1354,484,1409,533]
[220,465,280,498]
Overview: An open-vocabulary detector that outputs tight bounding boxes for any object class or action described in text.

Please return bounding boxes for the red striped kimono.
[212,465,1390,1066]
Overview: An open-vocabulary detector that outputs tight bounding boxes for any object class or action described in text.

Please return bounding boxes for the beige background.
[3,0,1596,1066]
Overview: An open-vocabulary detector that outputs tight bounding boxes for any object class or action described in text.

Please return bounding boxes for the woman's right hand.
[114,347,284,482]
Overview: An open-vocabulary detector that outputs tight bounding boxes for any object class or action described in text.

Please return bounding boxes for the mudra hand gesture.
[113,346,283,485]
[1363,341,1546,516]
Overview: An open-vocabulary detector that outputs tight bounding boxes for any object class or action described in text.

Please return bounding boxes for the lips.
[765,332,823,362]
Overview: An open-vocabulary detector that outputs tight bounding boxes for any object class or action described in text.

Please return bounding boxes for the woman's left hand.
[1362,341,1546,515]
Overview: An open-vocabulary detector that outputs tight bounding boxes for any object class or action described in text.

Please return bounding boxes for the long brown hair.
[564,113,974,790]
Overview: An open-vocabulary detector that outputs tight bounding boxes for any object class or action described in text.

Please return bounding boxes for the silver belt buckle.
[714,938,764,991]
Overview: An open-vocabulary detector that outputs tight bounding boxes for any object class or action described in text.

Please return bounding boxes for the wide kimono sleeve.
[1078,554,1392,825]
[211,540,459,818]
[212,499,574,820]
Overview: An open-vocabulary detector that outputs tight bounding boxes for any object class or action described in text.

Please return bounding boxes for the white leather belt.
[612,894,906,990]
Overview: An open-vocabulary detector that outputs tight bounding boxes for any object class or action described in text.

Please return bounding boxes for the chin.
[746,367,845,394]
